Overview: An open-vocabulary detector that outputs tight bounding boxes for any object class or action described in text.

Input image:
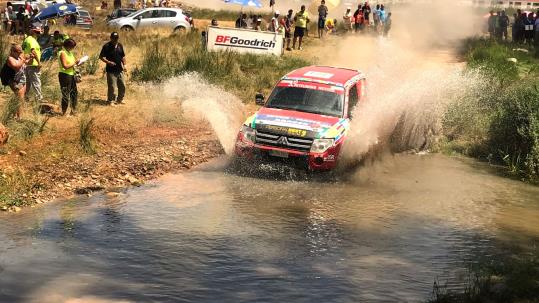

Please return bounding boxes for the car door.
[134,9,159,29]
[157,10,178,30]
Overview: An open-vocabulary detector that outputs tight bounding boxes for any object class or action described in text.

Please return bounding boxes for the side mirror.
[255,93,265,106]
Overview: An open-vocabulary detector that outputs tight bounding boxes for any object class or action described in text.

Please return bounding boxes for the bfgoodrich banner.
[206,27,284,56]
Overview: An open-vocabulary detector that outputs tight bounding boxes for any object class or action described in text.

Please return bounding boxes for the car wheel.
[174,26,187,33]
[121,25,134,32]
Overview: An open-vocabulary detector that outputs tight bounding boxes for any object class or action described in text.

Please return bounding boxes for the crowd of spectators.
[232,1,393,51]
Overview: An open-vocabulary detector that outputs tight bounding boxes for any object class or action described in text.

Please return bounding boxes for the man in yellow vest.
[22,26,43,102]
[292,5,309,50]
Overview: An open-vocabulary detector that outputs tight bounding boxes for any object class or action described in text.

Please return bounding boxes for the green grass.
[131,31,310,102]
[79,114,96,154]
[428,248,539,303]
[441,38,539,181]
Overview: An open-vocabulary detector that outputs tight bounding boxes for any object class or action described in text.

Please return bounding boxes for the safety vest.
[22,35,41,67]
[58,48,75,75]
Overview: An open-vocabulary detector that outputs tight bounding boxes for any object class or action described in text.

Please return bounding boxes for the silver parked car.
[107,7,192,32]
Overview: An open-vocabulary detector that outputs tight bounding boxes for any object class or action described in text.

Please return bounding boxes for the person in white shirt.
[269,11,280,32]
[343,8,352,32]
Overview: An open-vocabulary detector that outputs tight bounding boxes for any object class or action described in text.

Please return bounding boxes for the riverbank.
[0,13,311,211]
[438,37,539,183]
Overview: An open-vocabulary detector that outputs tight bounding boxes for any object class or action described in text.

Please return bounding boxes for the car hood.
[246,107,349,140]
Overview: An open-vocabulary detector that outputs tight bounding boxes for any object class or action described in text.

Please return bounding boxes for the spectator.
[113,0,121,9]
[498,10,509,41]
[292,5,309,50]
[38,25,52,48]
[384,12,392,37]
[254,16,262,31]
[353,5,364,32]
[269,0,275,10]
[235,13,248,29]
[343,8,352,32]
[318,0,328,38]
[373,4,380,32]
[363,2,371,27]
[283,9,293,51]
[101,1,108,10]
[3,44,32,120]
[269,11,280,32]
[379,4,386,24]
[211,19,218,27]
[100,32,126,106]
[52,30,69,52]
[58,39,80,115]
[22,26,43,103]
[246,14,253,28]
[15,6,25,35]
[325,18,336,34]
[487,10,496,39]
[5,4,13,34]
[524,12,534,45]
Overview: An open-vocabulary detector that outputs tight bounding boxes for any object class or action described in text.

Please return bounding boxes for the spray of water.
[159,73,247,155]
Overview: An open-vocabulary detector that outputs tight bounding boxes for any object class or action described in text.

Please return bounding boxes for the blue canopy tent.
[32,3,78,22]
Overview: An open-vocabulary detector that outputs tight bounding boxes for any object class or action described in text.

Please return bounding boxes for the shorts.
[318,17,326,29]
[285,31,291,39]
[294,27,305,38]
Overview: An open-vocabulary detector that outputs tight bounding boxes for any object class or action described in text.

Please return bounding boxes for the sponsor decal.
[215,35,276,50]
[277,81,344,94]
[262,125,308,137]
[303,71,334,79]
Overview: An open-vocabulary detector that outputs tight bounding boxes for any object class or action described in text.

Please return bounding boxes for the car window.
[79,11,89,17]
[138,10,158,19]
[348,84,358,117]
[158,10,177,18]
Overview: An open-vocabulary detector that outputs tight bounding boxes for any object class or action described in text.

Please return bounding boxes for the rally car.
[234,66,367,171]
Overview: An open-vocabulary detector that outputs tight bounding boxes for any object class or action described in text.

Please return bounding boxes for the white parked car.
[107,7,192,32]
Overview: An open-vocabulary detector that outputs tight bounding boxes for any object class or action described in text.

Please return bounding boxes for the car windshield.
[266,86,344,117]
[125,10,139,17]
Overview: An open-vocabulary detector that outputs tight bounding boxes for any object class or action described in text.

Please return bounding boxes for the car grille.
[255,130,313,152]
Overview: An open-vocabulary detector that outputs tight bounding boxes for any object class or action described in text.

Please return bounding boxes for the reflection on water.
[0,154,538,303]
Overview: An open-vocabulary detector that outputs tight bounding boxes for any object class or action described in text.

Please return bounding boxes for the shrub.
[79,115,96,154]
[84,53,101,76]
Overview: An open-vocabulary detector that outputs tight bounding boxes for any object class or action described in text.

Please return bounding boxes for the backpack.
[0,61,15,86]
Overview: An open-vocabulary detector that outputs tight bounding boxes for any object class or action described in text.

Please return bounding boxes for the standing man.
[22,26,43,103]
[343,7,352,32]
[362,2,371,29]
[283,9,293,51]
[498,10,509,41]
[317,0,328,39]
[292,5,309,50]
[372,4,380,33]
[269,11,280,32]
[383,12,392,37]
[487,10,496,39]
[100,32,126,106]
[535,13,539,58]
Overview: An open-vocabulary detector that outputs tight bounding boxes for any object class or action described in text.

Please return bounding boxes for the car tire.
[121,25,134,32]
[174,26,187,33]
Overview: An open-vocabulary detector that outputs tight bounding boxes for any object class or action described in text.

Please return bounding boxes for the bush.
[79,115,96,154]
[488,84,539,178]
[442,38,539,181]
[131,32,310,102]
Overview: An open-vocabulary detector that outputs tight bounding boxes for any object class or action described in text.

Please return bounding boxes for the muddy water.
[1,155,538,303]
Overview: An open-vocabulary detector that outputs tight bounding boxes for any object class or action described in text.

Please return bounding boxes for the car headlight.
[241,125,256,143]
[310,138,334,153]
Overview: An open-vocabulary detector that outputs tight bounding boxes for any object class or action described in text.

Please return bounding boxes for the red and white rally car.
[234,65,367,171]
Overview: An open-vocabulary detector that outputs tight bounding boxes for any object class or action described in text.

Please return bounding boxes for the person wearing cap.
[254,15,262,31]
[100,32,126,106]
[269,11,280,32]
[22,25,43,103]
[58,38,81,115]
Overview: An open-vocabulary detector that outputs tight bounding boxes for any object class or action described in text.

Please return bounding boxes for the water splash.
[159,73,247,155]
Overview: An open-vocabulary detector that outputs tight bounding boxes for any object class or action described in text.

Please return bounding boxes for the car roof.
[141,7,182,11]
[283,66,365,87]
